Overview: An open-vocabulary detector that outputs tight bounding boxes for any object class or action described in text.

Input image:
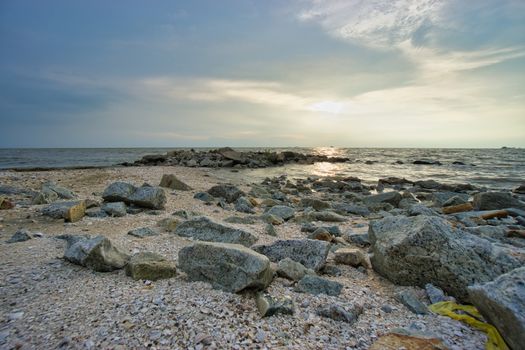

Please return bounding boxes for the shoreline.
[0,165,523,348]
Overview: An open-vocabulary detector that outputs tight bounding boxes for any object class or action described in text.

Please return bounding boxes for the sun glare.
[308,100,344,114]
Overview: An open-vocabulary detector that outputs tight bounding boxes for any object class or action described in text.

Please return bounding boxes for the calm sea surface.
[0,148,523,190]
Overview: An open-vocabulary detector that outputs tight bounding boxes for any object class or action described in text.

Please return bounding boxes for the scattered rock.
[159,174,192,191]
[42,201,86,222]
[64,235,129,272]
[443,195,468,207]
[334,248,369,268]
[468,267,525,350]
[0,197,15,210]
[102,202,127,217]
[6,229,32,243]
[265,223,277,236]
[300,198,331,210]
[307,210,347,222]
[363,191,402,207]
[234,196,255,214]
[127,186,166,210]
[266,205,295,220]
[207,184,244,203]
[102,182,137,202]
[316,304,362,324]
[256,293,294,317]
[442,202,473,214]
[277,258,315,281]
[397,290,428,314]
[473,192,525,211]
[408,204,437,216]
[128,227,159,238]
[308,227,333,242]
[295,275,343,296]
[425,284,450,304]
[175,216,257,247]
[252,239,330,272]
[343,232,370,247]
[125,252,177,280]
[178,242,273,293]
[261,213,284,225]
[194,192,215,203]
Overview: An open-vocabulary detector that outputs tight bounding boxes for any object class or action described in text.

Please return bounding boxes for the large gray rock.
[468,267,525,350]
[300,198,331,211]
[178,242,272,293]
[42,181,76,199]
[252,239,329,272]
[277,258,315,281]
[369,215,525,301]
[234,196,255,214]
[363,191,402,207]
[473,192,525,211]
[6,229,32,243]
[64,236,129,272]
[266,205,295,220]
[159,174,192,191]
[207,184,244,203]
[41,200,86,222]
[295,275,343,296]
[128,227,159,238]
[128,186,166,210]
[307,210,347,222]
[102,202,127,217]
[174,216,257,247]
[102,182,137,202]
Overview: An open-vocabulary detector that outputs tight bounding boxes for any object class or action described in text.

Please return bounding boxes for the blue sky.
[1,0,524,148]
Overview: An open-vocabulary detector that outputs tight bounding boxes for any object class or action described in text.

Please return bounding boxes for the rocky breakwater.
[130,147,350,168]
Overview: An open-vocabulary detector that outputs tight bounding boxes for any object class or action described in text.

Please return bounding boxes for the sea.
[0,147,524,190]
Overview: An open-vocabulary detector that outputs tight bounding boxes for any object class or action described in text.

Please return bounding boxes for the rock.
[261,213,284,225]
[0,197,15,210]
[223,216,258,225]
[513,185,525,194]
[473,192,525,211]
[234,196,255,214]
[128,186,166,210]
[159,174,192,191]
[369,215,525,301]
[370,332,448,350]
[295,275,343,296]
[42,201,86,222]
[443,195,468,207]
[299,198,331,211]
[64,236,129,272]
[413,160,442,166]
[307,210,346,222]
[321,264,342,277]
[217,147,246,163]
[363,191,402,207]
[256,293,294,317]
[266,205,295,220]
[308,228,333,242]
[194,192,216,203]
[468,267,525,350]
[175,216,257,247]
[207,184,244,203]
[31,190,58,205]
[332,203,370,217]
[408,204,437,216]
[125,252,177,281]
[334,248,369,268]
[425,284,449,304]
[102,202,127,217]
[442,202,473,214]
[252,239,330,272]
[397,290,428,314]
[277,258,315,281]
[128,227,159,238]
[157,218,179,231]
[316,304,362,324]
[178,242,273,293]
[42,181,76,199]
[102,182,137,202]
[343,232,370,247]
[265,223,277,236]
[6,229,32,243]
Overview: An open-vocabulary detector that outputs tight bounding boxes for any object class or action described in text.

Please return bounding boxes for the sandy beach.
[0,165,495,349]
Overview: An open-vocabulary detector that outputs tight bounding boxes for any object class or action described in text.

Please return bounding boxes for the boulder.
[473,192,525,211]
[369,215,525,301]
[42,181,76,199]
[178,242,273,293]
[217,147,246,163]
[308,228,333,242]
[468,267,525,350]
[42,200,86,222]
[128,186,166,210]
[6,229,32,243]
[295,275,343,296]
[159,174,192,191]
[234,196,255,214]
[266,205,295,220]
[207,184,244,203]
[256,293,294,317]
[174,216,257,247]
[396,290,428,314]
[261,213,284,225]
[102,202,127,217]
[307,211,347,222]
[363,191,402,207]
[125,252,176,280]
[252,239,330,272]
[102,182,137,202]
[407,204,437,216]
[334,248,369,268]
[277,258,315,281]
[299,198,331,211]
[194,192,216,203]
[64,236,129,272]
[432,192,469,207]
[128,227,160,238]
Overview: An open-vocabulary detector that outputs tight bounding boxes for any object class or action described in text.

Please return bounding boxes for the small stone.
[266,205,295,220]
[425,283,448,304]
[102,202,127,217]
[125,252,177,281]
[128,227,159,238]
[261,213,284,225]
[295,275,343,296]
[317,304,362,324]
[255,293,294,317]
[157,218,179,231]
[308,228,333,242]
[6,229,32,243]
[265,223,277,236]
[397,290,428,315]
[334,248,369,268]
[8,311,24,321]
[277,258,315,281]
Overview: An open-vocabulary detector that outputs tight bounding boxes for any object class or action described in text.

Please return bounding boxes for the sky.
[0,0,524,148]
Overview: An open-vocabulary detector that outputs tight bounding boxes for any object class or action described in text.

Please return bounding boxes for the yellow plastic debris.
[428,301,509,350]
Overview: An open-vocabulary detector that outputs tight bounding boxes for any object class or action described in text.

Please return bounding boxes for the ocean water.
[0,147,523,190]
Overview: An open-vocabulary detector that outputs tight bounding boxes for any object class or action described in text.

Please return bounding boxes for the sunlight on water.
[311,162,340,177]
